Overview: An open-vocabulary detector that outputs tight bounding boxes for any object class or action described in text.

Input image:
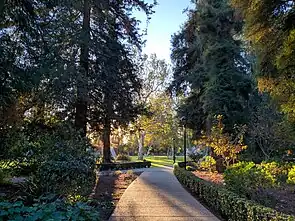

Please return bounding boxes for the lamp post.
[181,117,187,170]
[173,138,176,164]
[184,123,187,170]
[138,128,145,160]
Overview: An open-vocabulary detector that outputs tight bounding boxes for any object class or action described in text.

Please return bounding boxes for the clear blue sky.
[134,0,192,62]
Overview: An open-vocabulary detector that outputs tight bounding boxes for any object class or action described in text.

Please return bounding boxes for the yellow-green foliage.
[186,166,195,171]
[287,166,295,185]
[224,162,276,195]
[260,162,293,184]
[197,115,247,168]
[116,154,131,162]
[113,170,122,176]
[199,156,216,172]
[126,170,134,176]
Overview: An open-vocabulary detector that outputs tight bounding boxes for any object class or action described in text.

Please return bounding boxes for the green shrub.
[116,154,131,161]
[113,170,123,176]
[174,164,295,221]
[34,132,97,196]
[0,169,5,184]
[224,162,275,196]
[37,158,96,196]
[199,156,216,172]
[0,200,100,220]
[287,166,295,184]
[126,170,134,176]
[260,161,293,184]
[186,166,195,171]
[0,169,11,185]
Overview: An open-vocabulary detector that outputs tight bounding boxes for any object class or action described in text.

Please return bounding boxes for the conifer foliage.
[231,0,295,120]
[170,0,252,135]
[0,0,156,162]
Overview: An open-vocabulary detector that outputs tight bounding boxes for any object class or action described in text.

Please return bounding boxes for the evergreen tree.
[0,0,156,162]
[171,0,252,135]
[231,0,295,121]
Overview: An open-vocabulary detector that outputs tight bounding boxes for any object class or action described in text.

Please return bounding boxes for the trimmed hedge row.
[174,164,295,221]
[97,161,151,171]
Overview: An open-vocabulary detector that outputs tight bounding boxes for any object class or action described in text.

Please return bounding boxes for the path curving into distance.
[109,167,220,221]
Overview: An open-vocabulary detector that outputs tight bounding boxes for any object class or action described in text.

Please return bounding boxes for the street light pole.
[184,124,187,170]
[173,138,176,164]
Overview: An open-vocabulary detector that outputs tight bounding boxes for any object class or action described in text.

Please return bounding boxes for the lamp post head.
[180,116,187,126]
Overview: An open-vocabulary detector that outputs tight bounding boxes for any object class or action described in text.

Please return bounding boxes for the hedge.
[97,161,151,171]
[174,164,295,221]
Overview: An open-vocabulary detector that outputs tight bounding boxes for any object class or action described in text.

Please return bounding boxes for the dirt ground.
[91,172,141,221]
[193,170,224,185]
[258,185,295,215]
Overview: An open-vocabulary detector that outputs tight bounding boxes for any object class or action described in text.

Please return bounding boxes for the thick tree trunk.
[103,96,113,163]
[75,0,90,137]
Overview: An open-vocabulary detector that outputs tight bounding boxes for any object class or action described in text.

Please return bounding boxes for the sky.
[134,0,192,62]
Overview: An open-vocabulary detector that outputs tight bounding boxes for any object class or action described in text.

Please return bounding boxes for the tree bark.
[138,130,145,160]
[103,96,113,163]
[75,0,90,137]
[103,117,111,163]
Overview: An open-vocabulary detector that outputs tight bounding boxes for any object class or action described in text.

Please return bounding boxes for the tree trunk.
[103,95,113,163]
[103,118,111,163]
[138,130,145,160]
[75,0,90,137]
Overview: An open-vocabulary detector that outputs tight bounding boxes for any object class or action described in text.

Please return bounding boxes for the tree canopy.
[170,0,252,135]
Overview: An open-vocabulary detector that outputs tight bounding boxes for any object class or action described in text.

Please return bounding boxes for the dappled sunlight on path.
[109,168,220,221]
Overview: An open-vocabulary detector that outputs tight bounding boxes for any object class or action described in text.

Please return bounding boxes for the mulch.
[193,170,224,185]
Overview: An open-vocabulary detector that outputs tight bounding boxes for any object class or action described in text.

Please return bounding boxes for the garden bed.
[91,171,141,220]
[174,164,295,221]
[192,169,295,216]
[193,170,224,185]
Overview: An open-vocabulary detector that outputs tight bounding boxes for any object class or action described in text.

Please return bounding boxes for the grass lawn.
[130,155,185,168]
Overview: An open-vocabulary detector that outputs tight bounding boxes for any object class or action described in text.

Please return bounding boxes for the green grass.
[130,155,185,168]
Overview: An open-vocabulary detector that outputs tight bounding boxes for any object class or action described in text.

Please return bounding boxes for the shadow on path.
[109,168,220,221]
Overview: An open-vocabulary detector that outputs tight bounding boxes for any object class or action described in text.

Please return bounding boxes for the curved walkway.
[109,167,220,221]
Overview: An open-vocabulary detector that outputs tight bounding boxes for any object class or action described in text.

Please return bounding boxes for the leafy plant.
[0,199,100,220]
[113,170,123,176]
[0,169,10,185]
[30,129,97,196]
[116,154,131,162]
[287,166,295,185]
[126,170,134,176]
[197,115,247,168]
[260,161,293,184]
[186,166,195,171]
[224,162,275,196]
[199,156,216,172]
